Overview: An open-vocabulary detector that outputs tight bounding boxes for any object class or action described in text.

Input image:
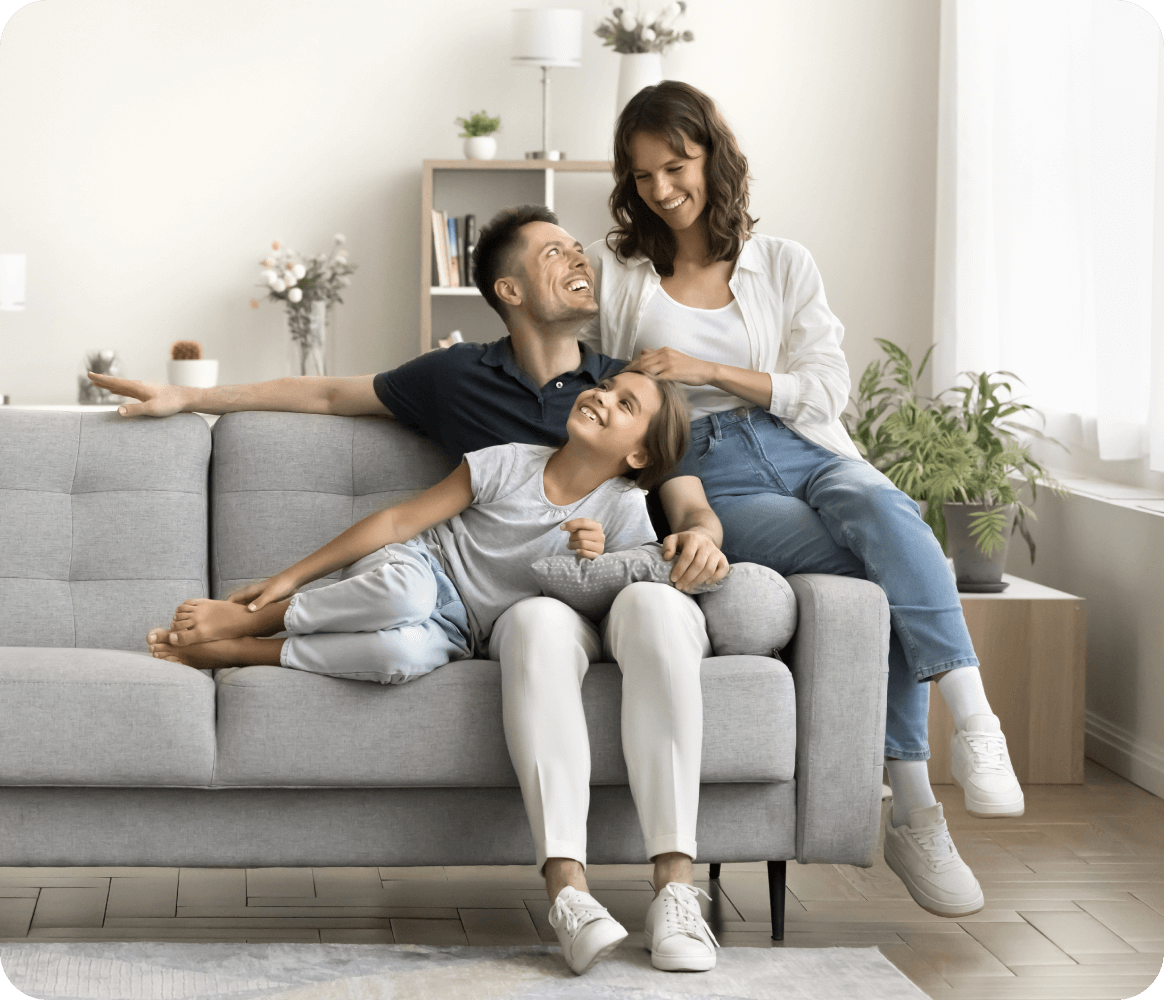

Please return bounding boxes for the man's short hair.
[472,205,559,317]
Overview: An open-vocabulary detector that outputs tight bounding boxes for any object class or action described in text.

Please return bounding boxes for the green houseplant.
[844,340,1061,582]
[456,111,501,161]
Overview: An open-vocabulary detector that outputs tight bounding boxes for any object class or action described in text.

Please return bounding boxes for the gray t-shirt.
[419,443,656,647]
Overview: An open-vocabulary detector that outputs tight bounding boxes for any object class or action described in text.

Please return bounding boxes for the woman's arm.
[283,462,472,588]
[627,349,773,410]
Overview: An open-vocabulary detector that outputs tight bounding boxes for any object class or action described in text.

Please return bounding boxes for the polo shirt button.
[556,381,563,388]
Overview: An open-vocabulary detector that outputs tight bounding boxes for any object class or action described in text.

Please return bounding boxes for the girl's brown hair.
[608,81,757,277]
[620,374,691,493]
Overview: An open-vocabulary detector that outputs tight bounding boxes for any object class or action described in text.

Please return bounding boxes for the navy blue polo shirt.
[373,337,626,462]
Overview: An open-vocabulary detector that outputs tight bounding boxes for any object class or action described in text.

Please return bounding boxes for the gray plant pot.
[943,502,1017,591]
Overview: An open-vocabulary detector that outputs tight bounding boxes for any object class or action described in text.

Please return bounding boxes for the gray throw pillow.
[530,544,797,657]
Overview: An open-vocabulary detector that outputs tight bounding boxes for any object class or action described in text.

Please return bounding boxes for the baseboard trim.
[1085,710,1164,799]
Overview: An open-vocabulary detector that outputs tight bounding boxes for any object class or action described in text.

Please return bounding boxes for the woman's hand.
[628,347,718,387]
[227,571,300,611]
[562,518,606,560]
[662,530,730,591]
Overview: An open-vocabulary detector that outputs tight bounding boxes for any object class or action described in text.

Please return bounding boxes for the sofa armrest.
[786,574,889,867]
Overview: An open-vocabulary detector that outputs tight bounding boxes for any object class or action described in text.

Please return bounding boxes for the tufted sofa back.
[0,410,210,649]
[210,412,456,600]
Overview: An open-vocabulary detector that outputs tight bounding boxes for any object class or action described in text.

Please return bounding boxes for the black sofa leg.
[708,863,721,880]
[768,860,786,941]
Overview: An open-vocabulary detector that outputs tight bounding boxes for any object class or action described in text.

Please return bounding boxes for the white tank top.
[636,286,754,421]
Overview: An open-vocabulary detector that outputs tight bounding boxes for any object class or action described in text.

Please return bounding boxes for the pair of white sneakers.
[884,714,1025,917]
[548,882,718,975]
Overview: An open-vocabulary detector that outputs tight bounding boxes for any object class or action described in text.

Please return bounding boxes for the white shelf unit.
[420,159,614,355]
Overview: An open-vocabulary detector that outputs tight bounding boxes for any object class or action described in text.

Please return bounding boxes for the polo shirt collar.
[481,336,605,386]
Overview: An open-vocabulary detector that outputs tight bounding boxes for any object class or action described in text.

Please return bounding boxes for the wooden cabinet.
[419,159,613,356]
[926,575,1087,784]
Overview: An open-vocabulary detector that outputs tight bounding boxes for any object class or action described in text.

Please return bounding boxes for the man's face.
[509,221,597,326]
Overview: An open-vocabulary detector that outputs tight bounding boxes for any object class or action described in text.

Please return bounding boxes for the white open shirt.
[581,234,863,462]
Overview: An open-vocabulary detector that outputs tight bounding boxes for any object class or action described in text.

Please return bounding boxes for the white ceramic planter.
[464,135,497,160]
[167,359,219,388]
[616,52,663,118]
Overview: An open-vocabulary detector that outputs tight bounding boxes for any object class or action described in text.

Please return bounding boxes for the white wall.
[0,0,939,402]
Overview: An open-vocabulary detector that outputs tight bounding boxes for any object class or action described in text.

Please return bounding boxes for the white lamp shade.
[0,254,25,311]
[511,9,583,67]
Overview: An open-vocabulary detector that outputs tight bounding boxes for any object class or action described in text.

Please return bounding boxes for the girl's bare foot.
[147,629,284,668]
[166,597,289,647]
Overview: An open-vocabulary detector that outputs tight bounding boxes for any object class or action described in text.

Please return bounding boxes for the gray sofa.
[0,409,890,939]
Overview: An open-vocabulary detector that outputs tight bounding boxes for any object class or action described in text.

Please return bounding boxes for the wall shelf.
[420,159,613,356]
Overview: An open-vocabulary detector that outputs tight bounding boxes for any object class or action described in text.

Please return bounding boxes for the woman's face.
[628,131,709,234]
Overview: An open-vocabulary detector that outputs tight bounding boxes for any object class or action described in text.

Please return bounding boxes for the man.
[89,205,725,976]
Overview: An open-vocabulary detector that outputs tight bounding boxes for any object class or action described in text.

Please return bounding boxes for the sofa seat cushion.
[0,648,216,786]
[212,655,794,788]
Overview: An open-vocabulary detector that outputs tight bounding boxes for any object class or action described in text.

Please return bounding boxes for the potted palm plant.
[844,340,1061,591]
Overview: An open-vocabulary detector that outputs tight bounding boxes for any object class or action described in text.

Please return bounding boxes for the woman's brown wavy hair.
[608,81,756,277]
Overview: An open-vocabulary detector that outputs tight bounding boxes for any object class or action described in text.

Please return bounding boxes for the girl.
[583,81,1023,919]
[147,370,689,680]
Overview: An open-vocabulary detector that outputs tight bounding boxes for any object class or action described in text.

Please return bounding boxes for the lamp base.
[525,150,565,161]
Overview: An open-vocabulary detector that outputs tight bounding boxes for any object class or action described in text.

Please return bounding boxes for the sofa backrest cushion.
[210,412,455,599]
[0,411,210,650]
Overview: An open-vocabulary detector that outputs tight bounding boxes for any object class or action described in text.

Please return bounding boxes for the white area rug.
[0,942,927,1000]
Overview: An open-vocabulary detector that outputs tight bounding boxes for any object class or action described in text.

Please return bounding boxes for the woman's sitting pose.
[147,368,718,975]
[582,81,1026,919]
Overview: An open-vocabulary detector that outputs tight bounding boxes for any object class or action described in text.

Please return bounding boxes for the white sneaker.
[883,803,984,917]
[643,882,718,972]
[547,886,628,975]
[951,714,1025,817]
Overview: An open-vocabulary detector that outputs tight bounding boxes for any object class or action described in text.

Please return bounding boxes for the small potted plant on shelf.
[844,340,1062,592]
[167,340,218,388]
[456,111,501,161]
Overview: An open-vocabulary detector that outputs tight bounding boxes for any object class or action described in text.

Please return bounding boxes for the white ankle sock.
[885,759,938,827]
[937,667,993,731]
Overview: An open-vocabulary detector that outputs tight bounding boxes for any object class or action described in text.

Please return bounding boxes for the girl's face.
[629,131,709,234]
[567,371,662,472]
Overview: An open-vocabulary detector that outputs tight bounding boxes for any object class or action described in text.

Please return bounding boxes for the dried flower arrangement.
[171,341,202,361]
[78,349,122,404]
[595,2,693,54]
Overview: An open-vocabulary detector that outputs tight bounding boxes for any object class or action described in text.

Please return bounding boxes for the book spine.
[462,214,476,287]
[439,210,452,287]
[431,210,448,287]
[447,216,460,287]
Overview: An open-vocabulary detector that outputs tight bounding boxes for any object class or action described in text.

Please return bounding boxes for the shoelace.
[550,894,603,936]
[907,822,963,871]
[964,731,1009,773]
[657,884,720,947]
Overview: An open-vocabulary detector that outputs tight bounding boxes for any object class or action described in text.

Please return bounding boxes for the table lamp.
[511,8,582,161]
[0,253,25,311]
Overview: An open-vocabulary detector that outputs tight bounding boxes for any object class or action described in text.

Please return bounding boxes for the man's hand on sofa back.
[85,372,391,419]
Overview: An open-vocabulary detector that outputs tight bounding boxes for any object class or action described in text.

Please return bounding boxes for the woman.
[584,81,1023,919]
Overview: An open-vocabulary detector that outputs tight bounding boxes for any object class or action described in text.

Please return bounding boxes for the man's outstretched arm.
[657,475,730,592]
[85,372,391,419]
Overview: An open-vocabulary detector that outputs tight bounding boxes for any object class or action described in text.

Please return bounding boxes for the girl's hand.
[226,572,299,611]
[562,518,605,560]
[628,347,718,387]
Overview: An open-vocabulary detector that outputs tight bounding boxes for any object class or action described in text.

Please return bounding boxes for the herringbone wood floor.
[2,760,1162,999]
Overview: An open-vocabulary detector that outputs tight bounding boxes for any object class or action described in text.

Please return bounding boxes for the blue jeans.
[678,408,979,760]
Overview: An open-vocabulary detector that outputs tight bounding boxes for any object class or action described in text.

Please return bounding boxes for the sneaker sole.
[650,951,716,972]
[884,843,985,918]
[571,930,628,975]
[953,775,1026,818]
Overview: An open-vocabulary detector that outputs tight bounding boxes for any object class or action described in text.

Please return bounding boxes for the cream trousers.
[488,582,712,869]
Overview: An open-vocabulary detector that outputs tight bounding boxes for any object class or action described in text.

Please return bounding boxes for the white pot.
[167,359,218,388]
[616,52,663,119]
[463,135,497,160]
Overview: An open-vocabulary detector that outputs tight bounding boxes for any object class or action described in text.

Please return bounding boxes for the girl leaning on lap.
[583,80,1028,920]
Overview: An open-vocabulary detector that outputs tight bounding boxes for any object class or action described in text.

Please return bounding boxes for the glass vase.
[287,300,329,377]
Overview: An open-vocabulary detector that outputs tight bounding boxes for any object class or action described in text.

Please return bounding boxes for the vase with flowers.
[595,2,694,115]
[252,235,357,377]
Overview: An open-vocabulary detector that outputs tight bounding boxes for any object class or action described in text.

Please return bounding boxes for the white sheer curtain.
[933,0,1163,469]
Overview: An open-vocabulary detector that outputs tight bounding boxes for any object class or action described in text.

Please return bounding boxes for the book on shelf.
[430,210,448,287]
[462,214,476,287]
[446,216,461,287]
